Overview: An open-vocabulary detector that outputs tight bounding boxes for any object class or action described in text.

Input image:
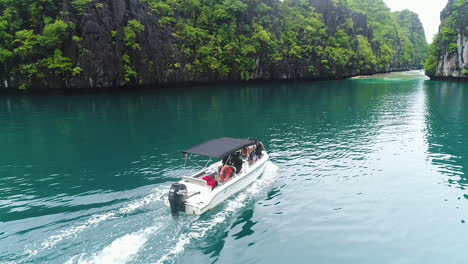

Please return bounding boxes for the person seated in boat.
[232,151,243,173]
[242,145,256,165]
[222,153,236,167]
[254,141,266,159]
[248,147,256,165]
[219,152,242,182]
[222,156,229,166]
[241,146,254,159]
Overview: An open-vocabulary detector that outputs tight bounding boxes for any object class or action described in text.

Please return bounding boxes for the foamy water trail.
[24,186,169,260]
[24,162,278,264]
[155,161,278,264]
[65,225,160,264]
[118,187,168,214]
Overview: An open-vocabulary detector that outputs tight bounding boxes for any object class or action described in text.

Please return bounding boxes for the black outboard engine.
[168,183,187,216]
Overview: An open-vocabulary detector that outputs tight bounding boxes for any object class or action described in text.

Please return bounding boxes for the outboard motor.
[168,183,187,216]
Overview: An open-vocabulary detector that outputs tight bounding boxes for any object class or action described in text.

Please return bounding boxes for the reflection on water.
[2,72,468,263]
[351,70,430,80]
[424,81,468,188]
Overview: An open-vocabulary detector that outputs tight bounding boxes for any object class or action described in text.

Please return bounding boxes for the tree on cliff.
[0,0,428,89]
[424,0,468,79]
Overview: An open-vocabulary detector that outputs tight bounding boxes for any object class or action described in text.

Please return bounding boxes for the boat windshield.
[183,153,217,169]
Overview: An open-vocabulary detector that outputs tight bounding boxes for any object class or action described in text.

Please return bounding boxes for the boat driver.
[222,151,243,175]
[232,151,243,173]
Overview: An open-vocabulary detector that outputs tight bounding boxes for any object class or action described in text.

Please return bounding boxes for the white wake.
[24,186,169,260]
[155,161,278,264]
[65,225,160,264]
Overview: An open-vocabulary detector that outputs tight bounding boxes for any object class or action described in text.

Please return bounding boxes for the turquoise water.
[2,70,468,263]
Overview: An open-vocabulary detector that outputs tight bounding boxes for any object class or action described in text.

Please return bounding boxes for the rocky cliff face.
[61,0,171,88]
[426,0,468,80]
[62,0,375,88]
[0,0,428,89]
[396,10,428,69]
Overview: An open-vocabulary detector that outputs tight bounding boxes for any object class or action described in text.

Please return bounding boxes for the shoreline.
[0,70,431,95]
[428,76,468,82]
[0,76,350,95]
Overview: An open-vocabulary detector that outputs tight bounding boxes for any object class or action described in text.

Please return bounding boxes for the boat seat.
[203,172,217,181]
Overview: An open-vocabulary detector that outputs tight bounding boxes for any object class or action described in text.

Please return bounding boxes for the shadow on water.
[10,72,468,263]
[231,208,257,240]
[265,187,282,201]
[0,76,418,258]
[0,79,403,223]
[188,203,259,264]
[424,80,468,189]
[194,208,259,262]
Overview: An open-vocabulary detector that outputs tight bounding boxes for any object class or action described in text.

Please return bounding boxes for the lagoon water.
[2,71,468,263]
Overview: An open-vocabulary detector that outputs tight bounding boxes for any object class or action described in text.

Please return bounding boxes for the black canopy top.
[182,137,257,159]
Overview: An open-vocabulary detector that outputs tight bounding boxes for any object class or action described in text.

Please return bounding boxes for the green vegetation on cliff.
[345,1,428,70]
[0,0,82,89]
[424,0,468,79]
[396,10,429,68]
[0,0,428,89]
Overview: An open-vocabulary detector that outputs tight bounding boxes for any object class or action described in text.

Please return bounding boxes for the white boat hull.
[166,152,269,215]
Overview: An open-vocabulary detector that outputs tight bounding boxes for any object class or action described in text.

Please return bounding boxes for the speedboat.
[166,137,269,215]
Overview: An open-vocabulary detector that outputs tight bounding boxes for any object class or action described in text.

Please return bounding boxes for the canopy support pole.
[204,157,212,168]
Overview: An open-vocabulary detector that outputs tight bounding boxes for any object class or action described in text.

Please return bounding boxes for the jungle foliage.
[0,0,428,88]
[424,0,468,76]
[0,0,82,88]
[141,0,427,78]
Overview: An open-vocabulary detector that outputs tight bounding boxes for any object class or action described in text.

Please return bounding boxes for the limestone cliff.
[62,0,377,88]
[396,10,429,69]
[426,0,468,80]
[0,0,428,89]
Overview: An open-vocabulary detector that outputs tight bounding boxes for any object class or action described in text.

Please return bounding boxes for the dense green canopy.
[0,0,428,89]
[424,0,468,78]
